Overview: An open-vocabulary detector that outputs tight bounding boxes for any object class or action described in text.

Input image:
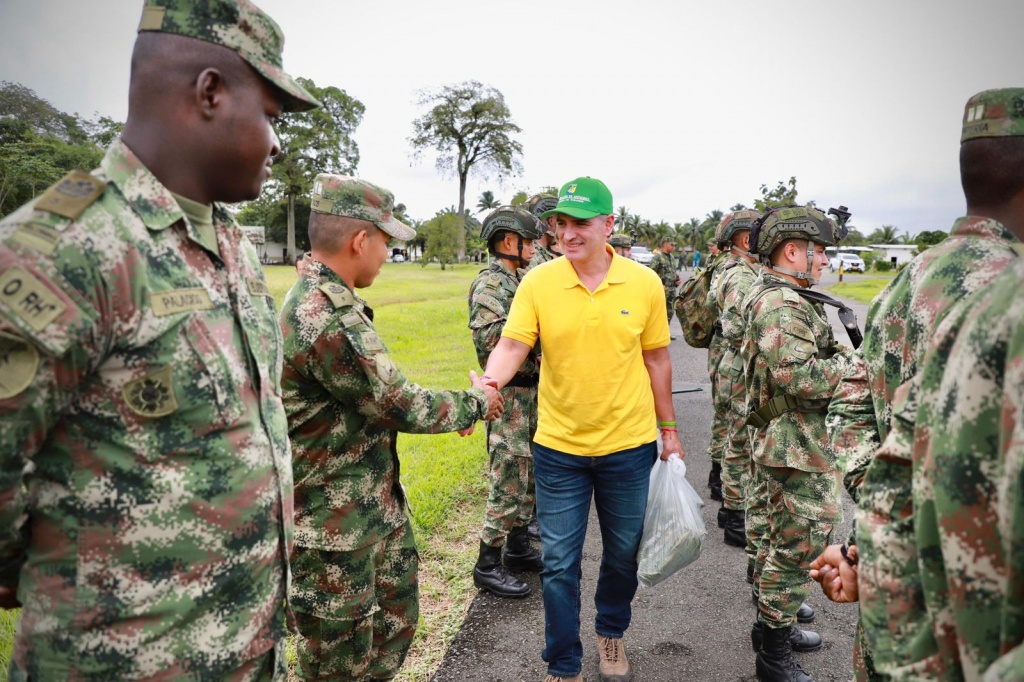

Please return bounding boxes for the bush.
[874,260,893,272]
[861,251,878,270]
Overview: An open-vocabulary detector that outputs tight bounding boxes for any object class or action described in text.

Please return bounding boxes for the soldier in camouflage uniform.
[469,206,545,599]
[280,173,503,675]
[650,238,681,336]
[0,1,318,679]
[899,257,1024,680]
[280,175,504,681]
[608,232,633,258]
[741,206,852,682]
[815,88,1024,681]
[707,210,761,551]
[527,194,562,269]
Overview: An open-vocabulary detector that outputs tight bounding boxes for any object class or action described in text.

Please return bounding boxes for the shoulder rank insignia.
[122,365,178,418]
[320,282,355,309]
[34,170,105,220]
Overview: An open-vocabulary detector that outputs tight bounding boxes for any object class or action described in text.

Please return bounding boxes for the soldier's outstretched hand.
[809,544,859,603]
[470,370,504,420]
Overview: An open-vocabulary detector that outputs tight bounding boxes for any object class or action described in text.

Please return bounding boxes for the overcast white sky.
[2,0,1021,236]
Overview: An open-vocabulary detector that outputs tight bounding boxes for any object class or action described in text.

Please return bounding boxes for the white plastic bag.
[636,454,707,588]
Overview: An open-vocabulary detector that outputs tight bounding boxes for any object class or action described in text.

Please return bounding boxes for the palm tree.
[616,206,630,231]
[683,217,702,251]
[476,190,500,213]
[870,224,900,244]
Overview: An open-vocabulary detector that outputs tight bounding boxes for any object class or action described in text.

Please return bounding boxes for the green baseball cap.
[138,0,321,113]
[961,88,1024,143]
[540,177,613,220]
[311,174,416,242]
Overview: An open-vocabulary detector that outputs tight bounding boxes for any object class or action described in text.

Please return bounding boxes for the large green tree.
[753,176,807,212]
[419,210,463,270]
[269,77,364,263]
[0,82,109,217]
[409,81,524,257]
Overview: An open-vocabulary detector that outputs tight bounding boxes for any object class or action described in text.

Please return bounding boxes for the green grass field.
[824,274,894,305]
[0,262,491,682]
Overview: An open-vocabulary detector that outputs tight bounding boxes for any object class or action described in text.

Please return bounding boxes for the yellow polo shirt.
[502,245,670,456]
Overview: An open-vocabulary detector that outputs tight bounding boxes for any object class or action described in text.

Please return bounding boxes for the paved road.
[432,271,870,682]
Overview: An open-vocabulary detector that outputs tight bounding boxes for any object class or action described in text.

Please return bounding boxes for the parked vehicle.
[829,252,865,272]
[392,253,405,263]
[631,245,654,265]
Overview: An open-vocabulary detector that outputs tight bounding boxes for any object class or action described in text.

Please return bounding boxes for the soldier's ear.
[350,228,371,256]
[195,68,226,120]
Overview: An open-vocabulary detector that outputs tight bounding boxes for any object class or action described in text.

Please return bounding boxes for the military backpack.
[675,252,730,348]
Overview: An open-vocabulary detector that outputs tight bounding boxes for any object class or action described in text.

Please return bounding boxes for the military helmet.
[715,209,760,248]
[608,233,633,248]
[750,206,839,258]
[480,205,543,244]
[526,193,558,218]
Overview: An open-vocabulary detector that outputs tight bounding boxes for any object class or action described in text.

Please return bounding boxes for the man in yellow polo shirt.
[482,177,684,682]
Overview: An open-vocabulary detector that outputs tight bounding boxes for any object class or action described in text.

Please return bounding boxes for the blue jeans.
[533,441,657,677]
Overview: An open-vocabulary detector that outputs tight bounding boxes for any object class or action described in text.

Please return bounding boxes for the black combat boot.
[723,508,746,547]
[755,624,816,682]
[474,540,530,598]
[504,525,544,573]
[708,461,722,490]
[796,603,815,624]
[747,559,756,584]
[750,621,823,653]
[717,506,730,529]
[528,511,541,540]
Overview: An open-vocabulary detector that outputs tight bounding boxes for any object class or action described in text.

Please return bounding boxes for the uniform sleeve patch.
[340,312,363,329]
[360,331,384,352]
[0,332,40,399]
[373,353,400,385]
[0,266,67,332]
[9,223,61,255]
[122,365,178,418]
[246,277,271,297]
[33,170,105,220]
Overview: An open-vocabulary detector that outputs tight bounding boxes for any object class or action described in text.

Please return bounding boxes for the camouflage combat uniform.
[649,249,678,325]
[742,270,851,629]
[281,258,489,680]
[714,257,762,546]
[0,139,293,680]
[891,256,1024,680]
[826,217,1022,679]
[468,261,540,547]
[704,255,735,485]
[529,243,559,269]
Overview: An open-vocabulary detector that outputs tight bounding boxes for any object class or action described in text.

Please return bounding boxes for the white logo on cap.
[967,104,985,123]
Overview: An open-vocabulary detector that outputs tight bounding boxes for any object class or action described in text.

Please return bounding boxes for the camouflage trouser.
[755,465,841,628]
[665,289,675,326]
[292,521,419,681]
[719,347,748,511]
[481,384,538,547]
[746,460,771,577]
[706,336,729,466]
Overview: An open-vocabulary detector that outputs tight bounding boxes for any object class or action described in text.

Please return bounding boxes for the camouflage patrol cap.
[311,174,416,241]
[961,88,1024,143]
[608,233,633,248]
[752,205,838,257]
[715,209,760,247]
[480,205,543,243]
[138,0,321,112]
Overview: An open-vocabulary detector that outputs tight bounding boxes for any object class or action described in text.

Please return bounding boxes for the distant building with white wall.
[870,243,918,266]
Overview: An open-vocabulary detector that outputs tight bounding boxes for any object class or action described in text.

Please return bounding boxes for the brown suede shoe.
[597,635,633,681]
[544,675,582,682]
